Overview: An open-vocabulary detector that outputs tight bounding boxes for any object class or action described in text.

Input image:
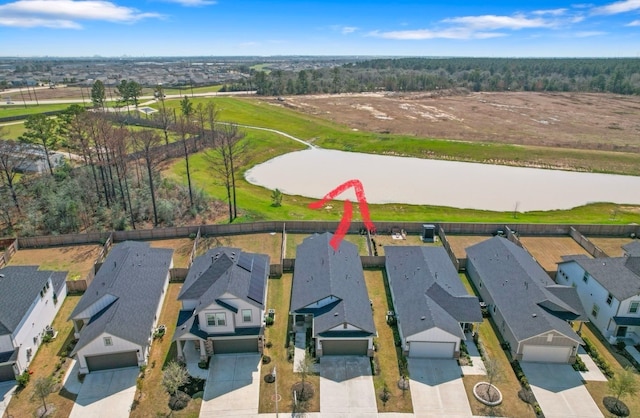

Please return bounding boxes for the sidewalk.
[461,333,486,376]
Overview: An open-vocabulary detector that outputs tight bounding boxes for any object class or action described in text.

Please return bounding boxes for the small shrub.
[265,341,273,349]
[198,359,209,369]
[262,355,272,365]
[265,316,274,326]
[370,356,381,376]
[42,334,52,344]
[188,232,197,240]
[534,404,543,416]
[287,345,295,362]
[16,371,30,388]
[168,390,190,411]
[60,350,68,358]
[572,355,588,372]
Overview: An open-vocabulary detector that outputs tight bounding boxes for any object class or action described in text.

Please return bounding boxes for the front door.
[616,326,628,337]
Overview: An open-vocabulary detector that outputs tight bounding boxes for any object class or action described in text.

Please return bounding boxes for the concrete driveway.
[408,358,472,418]
[521,362,603,418]
[69,367,138,418]
[319,356,377,417]
[200,354,261,417]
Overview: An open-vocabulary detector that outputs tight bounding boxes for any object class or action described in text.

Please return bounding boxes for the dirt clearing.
[446,235,493,259]
[519,236,591,275]
[8,244,101,280]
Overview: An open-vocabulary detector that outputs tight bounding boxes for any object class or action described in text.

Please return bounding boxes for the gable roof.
[623,241,640,257]
[178,247,270,313]
[291,233,375,336]
[385,246,482,340]
[70,241,173,354]
[466,236,584,344]
[0,266,66,337]
[560,255,640,301]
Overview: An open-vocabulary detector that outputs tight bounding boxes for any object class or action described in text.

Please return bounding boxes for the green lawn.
[0,103,74,119]
[0,122,25,139]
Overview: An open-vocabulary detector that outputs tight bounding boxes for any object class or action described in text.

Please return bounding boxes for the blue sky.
[1,0,640,57]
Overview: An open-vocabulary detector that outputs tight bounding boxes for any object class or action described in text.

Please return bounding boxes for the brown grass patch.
[9,245,101,281]
[587,237,634,257]
[145,238,195,268]
[370,233,440,256]
[443,235,492,259]
[198,233,282,262]
[519,236,591,274]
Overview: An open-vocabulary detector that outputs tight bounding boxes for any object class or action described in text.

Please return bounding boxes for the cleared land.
[519,236,591,274]
[371,233,440,256]
[198,233,282,262]
[446,235,493,259]
[588,237,635,257]
[8,244,101,280]
[145,238,194,269]
[284,233,368,257]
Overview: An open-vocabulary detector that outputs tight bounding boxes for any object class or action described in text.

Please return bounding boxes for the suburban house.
[0,266,67,382]
[623,241,640,257]
[173,248,269,361]
[385,246,482,359]
[466,237,586,363]
[69,241,173,374]
[557,250,640,344]
[290,233,376,357]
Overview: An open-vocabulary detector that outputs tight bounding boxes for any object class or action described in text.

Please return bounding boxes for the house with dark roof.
[173,248,269,361]
[466,237,586,363]
[69,241,173,374]
[290,233,376,357]
[0,266,67,382]
[385,246,482,359]
[558,251,640,344]
[623,241,640,257]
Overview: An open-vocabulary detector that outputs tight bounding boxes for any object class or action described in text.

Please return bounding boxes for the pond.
[244,148,640,212]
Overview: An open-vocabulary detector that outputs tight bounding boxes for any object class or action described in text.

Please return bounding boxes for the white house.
[69,241,173,374]
[558,251,640,344]
[173,248,270,361]
[385,246,482,359]
[0,266,67,381]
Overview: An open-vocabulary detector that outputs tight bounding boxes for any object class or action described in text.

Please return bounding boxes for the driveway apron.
[319,356,377,417]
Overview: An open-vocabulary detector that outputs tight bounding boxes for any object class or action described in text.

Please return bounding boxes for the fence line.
[569,227,608,258]
[0,239,18,269]
[189,227,201,267]
[505,225,524,248]
[438,227,460,272]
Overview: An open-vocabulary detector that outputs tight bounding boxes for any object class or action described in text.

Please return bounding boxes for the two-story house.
[558,248,640,344]
[173,248,270,361]
[69,241,173,374]
[0,266,67,381]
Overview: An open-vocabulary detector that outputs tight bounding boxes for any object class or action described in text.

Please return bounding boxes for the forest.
[245,57,640,96]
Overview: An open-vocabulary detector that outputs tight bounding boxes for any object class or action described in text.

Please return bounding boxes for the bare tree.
[175,115,197,208]
[154,85,171,145]
[19,114,59,175]
[0,137,32,212]
[32,376,56,414]
[134,129,162,226]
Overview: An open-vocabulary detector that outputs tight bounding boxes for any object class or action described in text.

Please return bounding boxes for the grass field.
[8,244,101,281]
[0,103,73,119]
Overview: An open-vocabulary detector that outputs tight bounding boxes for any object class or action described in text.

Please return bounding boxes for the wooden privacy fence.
[438,227,459,272]
[0,239,18,269]
[570,227,608,258]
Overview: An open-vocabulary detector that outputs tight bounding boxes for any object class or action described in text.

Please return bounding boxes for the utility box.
[421,224,436,242]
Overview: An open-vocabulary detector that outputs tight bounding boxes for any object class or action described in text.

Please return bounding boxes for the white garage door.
[409,341,455,358]
[522,345,571,363]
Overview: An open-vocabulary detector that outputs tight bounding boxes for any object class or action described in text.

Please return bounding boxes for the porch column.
[199,339,207,361]
[73,320,81,338]
[176,340,184,361]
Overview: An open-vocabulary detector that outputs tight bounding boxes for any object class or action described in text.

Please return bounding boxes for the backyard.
[197,232,282,262]
[8,244,102,281]
[146,238,194,269]
[284,233,368,258]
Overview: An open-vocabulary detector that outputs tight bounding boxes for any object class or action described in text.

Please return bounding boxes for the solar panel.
[237,252,254,272]
[247,258,266,304]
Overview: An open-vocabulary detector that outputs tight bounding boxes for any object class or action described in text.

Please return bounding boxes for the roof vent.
[532,313,537,318]
[334,313,339,316]
[421,316,426,320]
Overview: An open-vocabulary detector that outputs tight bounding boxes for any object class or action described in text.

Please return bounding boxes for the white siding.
[198,293,264,334]
[561,261,619,338]
[77,333,144,374]
[181,299,197,311]
[13,278,66,374]
[406,328,460,353]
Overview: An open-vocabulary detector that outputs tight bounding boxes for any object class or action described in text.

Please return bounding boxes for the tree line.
[247,57,640,96]
[0,96,247,237]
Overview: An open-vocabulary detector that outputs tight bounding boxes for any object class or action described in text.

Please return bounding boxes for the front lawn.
[6,294,81,418]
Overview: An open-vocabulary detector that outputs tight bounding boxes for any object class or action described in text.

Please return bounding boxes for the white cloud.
[369,28,505,40]
[592,0,640,15]
[533,8,568,16]
[0,0,161,28]
[341,26,357,34]
[442,14,553,30]
[161,0,216,6]
[575,30,607,36]
[627,19,640,25]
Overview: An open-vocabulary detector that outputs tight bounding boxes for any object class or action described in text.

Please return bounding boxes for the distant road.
[0,90,256,107]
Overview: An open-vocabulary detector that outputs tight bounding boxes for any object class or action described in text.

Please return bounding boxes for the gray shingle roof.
[466,237,583,344]
[291,233,375,336]
[385,246,482,340]
[70,241,173,354]
[623,241,640,257]
[178,247,270,313]
[0,266,67,337]
[559,255,640,301]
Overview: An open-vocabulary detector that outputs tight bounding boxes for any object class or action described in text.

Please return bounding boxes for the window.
[242,309,252,323]
[606,293,613,306]
[630,302,640,314]
[206,312,226,327]
[591,304,599,318]
[583,272,589,283]
[104,337,113,346]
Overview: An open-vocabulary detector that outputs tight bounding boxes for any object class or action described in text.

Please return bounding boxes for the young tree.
[19,113,59,175]
[608,366,638,415]
[162,361,190,396]
[0,139,31,212]
[91,79,106,109]
[180,95,194,118]
[127,80,143,109]
[32,376,56,414]
[134,129,162,226]
[176,115,197,208]
[116,79,131,111]
[295,350,315,401]
[271,188,283,207]
[483,357,503,402]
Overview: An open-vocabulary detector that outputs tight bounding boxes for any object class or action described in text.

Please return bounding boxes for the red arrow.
[308,179,376,250]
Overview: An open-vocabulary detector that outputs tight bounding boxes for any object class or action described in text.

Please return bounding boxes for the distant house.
[558,250,640,344]
[173,248,269,361]
[385,246,482,359]
[466,237,586,363]
[0,267,67,382]
[69,241,173,374]
[290,233,376,357]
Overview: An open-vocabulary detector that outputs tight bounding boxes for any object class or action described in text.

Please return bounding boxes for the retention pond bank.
[245,148,640,212]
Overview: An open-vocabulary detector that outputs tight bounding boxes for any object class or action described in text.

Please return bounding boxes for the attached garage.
[213,338,258,354]
[409,341,455,358]
[522,345,572,363]
[321,339,368,356]
[85,351,139,372]
[0,364,15,382]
